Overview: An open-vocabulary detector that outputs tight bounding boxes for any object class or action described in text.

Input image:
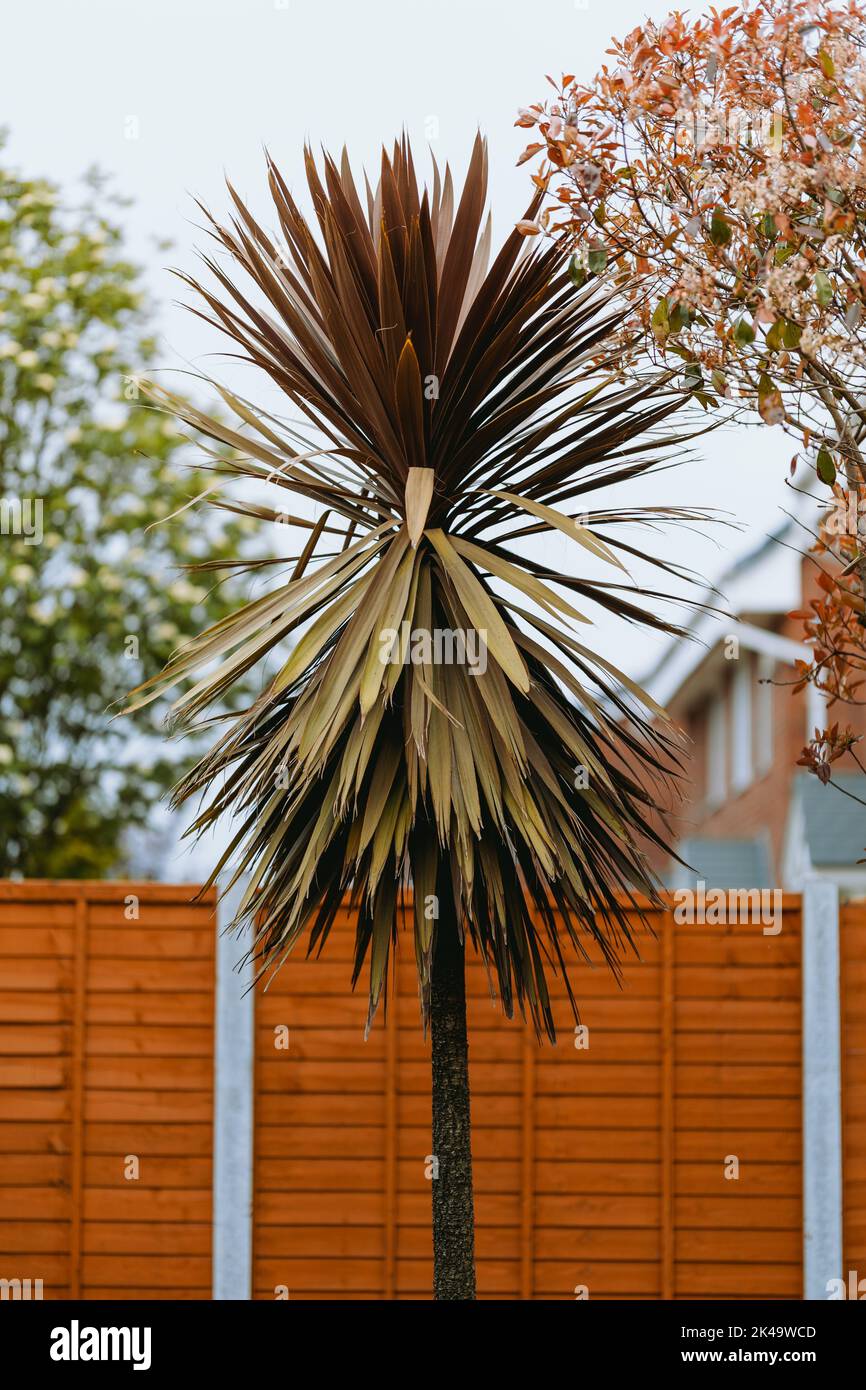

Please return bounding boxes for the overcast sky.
[6,0,799,875]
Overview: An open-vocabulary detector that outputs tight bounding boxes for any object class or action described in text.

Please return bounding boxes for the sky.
[5,0,800,875]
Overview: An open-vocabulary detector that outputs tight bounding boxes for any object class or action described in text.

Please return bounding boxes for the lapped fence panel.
[0,881,216,1300]
[0,889,76,1299]
[0,882,843,1299]
[250,895,804,1300]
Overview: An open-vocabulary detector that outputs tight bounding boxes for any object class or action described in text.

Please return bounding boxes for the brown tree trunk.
[430,905,476,1300]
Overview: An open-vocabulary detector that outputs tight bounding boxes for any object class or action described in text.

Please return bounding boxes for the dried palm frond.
[129,133,705,1039]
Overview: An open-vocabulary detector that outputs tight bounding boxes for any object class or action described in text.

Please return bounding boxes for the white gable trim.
[648,620,808,711]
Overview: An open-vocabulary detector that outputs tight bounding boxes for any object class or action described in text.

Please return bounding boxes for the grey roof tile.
[796,772,866,866]
[675,837,772,889]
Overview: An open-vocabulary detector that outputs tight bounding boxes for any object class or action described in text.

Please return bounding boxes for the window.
[731,657,753,793]
[706,692,727,808]
[806,680,827,743]
[756,654,774,777]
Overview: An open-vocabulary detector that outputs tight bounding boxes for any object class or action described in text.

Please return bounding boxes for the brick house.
[639,504,866,896]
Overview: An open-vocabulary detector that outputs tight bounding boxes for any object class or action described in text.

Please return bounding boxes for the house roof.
[675,836,772,889]
[795,773,866,867]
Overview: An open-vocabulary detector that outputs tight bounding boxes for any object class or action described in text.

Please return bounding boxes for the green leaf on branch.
[568,255,587,290]
[710,209,732,246]
[587,246,608,274]
[817,446,837,485]
[683,362,704,395]
[783,320,803,349]
[733,317,756,346]
[760,212,778,239]
[814,270,833,306]
[651,298,670,342]
[668,300,690,333]
[758,373,784,425]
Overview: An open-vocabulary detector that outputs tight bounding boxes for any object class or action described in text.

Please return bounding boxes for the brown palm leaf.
[129,134,704,1040]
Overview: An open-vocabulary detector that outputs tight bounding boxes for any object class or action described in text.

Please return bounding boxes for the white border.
[802,878,843,1300]
[212,877,255,1300]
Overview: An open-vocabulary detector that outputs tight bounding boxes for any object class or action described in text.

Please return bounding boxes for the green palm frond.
[129,133,706,1039]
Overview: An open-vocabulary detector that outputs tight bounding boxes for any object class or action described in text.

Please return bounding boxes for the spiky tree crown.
[131,134,699,1038]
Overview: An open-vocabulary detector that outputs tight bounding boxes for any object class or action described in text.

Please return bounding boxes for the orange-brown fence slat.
[660,907,675,1300]
[841,900,866,1282]
[519,1033,535,1300]
[69,891,87,1298]
[383,954,398,1300]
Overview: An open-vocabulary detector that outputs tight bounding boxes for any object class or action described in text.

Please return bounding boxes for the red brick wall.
[673,657,804,880]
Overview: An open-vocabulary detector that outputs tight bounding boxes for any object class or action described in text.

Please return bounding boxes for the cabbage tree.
[129,135,696,1300]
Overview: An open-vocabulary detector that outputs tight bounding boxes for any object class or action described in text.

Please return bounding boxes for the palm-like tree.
[130,134,700,1300]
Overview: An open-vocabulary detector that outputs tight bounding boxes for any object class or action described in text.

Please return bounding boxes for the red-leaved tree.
[519,0,865,791]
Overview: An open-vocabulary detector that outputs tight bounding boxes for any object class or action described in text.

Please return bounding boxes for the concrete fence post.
[212,878,255,1299]
[802,878,843,1300]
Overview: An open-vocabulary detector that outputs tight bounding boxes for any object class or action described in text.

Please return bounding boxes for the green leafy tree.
[0,143,248,877]
[131,136,699,1298]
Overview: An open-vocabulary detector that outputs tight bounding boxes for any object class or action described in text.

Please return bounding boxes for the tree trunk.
[430,906,476,1300]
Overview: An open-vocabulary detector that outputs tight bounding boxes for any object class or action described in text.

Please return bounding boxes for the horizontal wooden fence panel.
[0,881,215,1300]
[671,903,802,1301]
[0,886,77,1300]
[251,895,804,1300]
[2,882,851,1299]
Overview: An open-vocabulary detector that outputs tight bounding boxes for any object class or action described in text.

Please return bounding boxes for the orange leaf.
[517,143,544,167]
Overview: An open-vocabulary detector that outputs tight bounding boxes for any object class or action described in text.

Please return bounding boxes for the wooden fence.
[1,881,864,1299]
[252,895,805,1300]
[0,881,216,1299]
